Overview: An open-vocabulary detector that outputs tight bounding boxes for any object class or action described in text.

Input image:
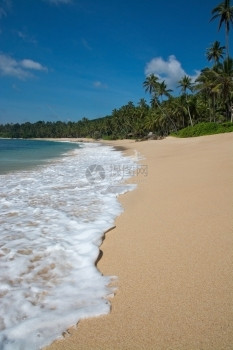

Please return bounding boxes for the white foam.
[0,143,137,350]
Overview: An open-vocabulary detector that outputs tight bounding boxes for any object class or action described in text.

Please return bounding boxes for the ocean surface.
[0,139,82,175]
[0,139,137,350]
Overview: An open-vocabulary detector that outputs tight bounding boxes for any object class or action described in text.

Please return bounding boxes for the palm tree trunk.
[213,94,216,123]
[231,103,233,123]
[186,95,193,126]
[187,105,193,126]
[208,98,212,122]
[226,26,229,59]
[155,100,177,132]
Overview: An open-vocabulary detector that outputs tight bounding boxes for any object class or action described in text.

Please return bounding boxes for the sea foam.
[0,143,137,350]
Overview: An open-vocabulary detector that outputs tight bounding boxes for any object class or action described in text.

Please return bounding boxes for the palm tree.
[165,96,188,128]
[206,41,225,64]
[144,109,174,136]
[137,98,149,121]
[153,80,177,130]
[195,68,218,122]
[156,81,173,102]
[178,75,194,126]
[150,95,160,109]
[211,0,233,58]
[214,57,233,121]
[144,77,172,106]
[143,74,159,95]
[138,98,149,110]
[143,75,177,132]
[143,74,162,110]
[144,110,160,132]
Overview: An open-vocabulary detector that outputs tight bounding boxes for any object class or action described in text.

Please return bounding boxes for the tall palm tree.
[143,74,159,95]
[195,68,218,122]
[150,95,160,109]
[211,0,233,58]
[156,81,173,102]
[138,98,149,110]
[206,40,225,64]
[144,77,172,107]
[143,75,176,131]
[213,57,233,121]
[137,98,149,121]
[165,96,188,128]
[143,74,162,110]
[178,75,194,126]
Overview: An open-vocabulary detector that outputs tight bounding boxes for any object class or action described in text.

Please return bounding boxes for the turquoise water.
[0,139,81,174]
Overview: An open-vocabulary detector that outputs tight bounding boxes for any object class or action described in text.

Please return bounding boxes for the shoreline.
[1,138,136,349]
[46,133,233,349]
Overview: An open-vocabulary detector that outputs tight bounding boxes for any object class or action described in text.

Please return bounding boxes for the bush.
[172,122,233,138]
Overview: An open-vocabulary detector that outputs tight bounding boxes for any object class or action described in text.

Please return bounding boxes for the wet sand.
[45,133,233,350]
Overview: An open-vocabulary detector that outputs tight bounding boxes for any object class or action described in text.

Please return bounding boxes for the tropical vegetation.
[171,122,233,138]
[0,0,233,140]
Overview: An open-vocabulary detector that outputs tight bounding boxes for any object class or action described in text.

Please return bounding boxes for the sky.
[0,0,226,124]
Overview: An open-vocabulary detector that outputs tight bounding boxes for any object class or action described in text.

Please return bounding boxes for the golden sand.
[45,133,233,350]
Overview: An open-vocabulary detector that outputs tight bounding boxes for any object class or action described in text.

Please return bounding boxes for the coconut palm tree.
[143,74,159,95]
[156,80,173,102]
[213,57,233,121]
[206,40,225,64]
[143,75,177,132]
[195,68,218,122]
[144,109,174,136]
[138,98,149,110]
[178,75,194,126]
[143,74,162,110]
[165,96,188,128]
[211,0,233,58]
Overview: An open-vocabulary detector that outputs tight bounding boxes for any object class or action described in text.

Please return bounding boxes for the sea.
[0,139,137,350]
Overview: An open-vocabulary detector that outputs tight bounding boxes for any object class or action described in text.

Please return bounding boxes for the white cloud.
[21,59,47,71]
[189,70,201,83]
[0,54,31,79]
[144,55,199,89]
[0,54,48,79]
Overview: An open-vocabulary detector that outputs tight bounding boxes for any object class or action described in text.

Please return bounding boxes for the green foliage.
[171,122,233,138]
[102,135,119,140]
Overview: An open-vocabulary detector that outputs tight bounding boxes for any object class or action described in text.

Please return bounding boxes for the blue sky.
[0,0,226,124]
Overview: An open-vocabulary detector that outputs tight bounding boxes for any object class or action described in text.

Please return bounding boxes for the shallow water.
[0,139,81,174]
[0,141,137,349]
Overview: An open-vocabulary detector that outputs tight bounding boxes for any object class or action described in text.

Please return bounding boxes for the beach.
[46,133,233,350]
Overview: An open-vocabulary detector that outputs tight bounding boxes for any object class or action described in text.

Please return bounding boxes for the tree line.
[0,0,232,140]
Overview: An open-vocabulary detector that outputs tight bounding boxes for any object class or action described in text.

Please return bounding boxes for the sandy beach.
[45,133,233,350]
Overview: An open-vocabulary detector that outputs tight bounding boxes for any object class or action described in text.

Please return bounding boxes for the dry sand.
[46,133,233,350]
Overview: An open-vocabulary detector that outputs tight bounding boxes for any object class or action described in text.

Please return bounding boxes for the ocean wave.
[0,143,137,350]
